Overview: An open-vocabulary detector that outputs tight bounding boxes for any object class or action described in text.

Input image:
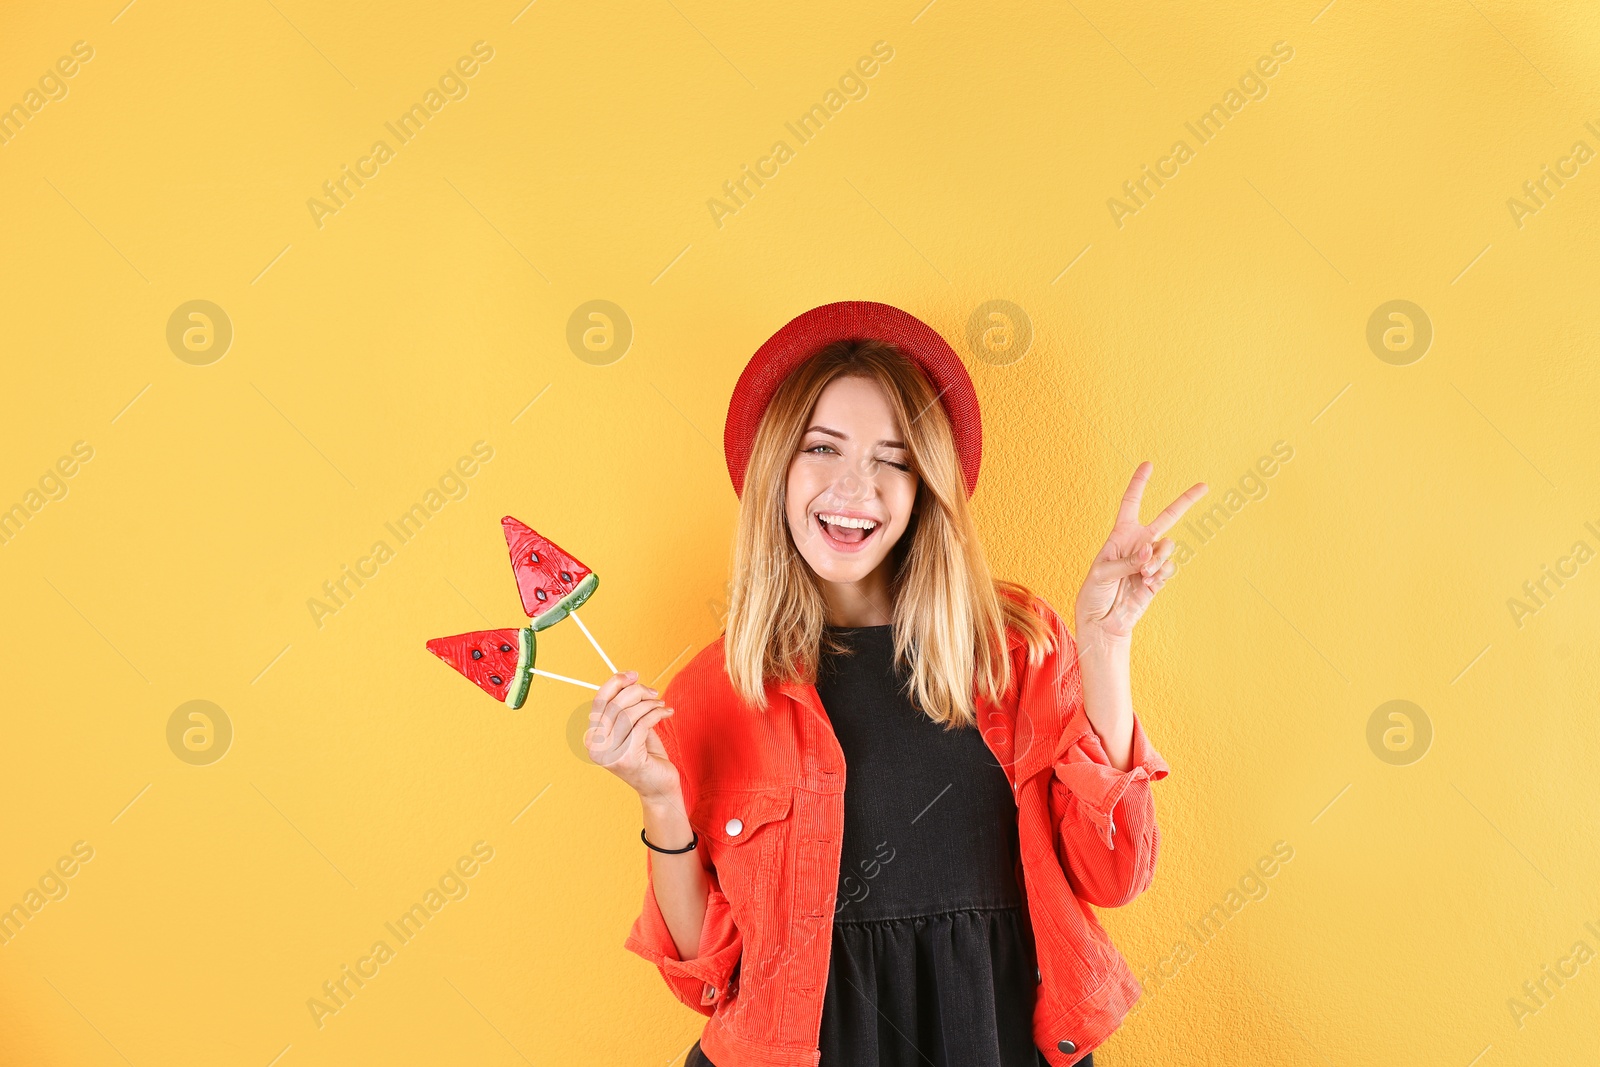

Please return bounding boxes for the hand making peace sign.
[1074,461,1208,645]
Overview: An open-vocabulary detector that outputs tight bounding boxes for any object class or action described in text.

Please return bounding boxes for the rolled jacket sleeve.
[1037,603,1171,908]
[620,700,745,1014]
[623,852,744,1015]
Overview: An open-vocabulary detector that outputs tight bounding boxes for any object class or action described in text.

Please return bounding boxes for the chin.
[805,555,883,586]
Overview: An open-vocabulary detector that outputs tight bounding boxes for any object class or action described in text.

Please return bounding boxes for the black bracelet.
[642,827,698,854]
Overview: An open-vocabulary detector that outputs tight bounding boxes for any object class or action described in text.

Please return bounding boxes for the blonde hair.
[724,337,1053,727]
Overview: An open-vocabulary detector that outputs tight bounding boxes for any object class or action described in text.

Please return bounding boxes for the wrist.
[640,790,695,853]
[639,787,685,817]
[1073,621,1130,662]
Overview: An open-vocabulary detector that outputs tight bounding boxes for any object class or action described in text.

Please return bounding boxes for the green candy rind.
[504,626,535,710]
[530,571,599,632]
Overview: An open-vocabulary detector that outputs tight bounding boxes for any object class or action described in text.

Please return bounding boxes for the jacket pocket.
[693,785,795,1037]
[694,786,795,899]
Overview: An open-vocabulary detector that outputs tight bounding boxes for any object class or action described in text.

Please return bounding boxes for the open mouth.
[815,512,881,553]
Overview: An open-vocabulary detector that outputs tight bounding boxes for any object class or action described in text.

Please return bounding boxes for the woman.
[588,301,1205,1067]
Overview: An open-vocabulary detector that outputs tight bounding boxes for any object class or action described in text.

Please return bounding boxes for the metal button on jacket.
[1057,1039,1077,1054]
[724,817,743,836]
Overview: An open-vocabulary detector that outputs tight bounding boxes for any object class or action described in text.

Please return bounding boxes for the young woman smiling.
[588,302,1207,1067]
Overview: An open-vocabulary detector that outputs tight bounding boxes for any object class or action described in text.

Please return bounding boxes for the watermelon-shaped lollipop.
[425,623,601,706]
[426,626,537,709]
[424,519,614,709]
[503,517,598,631]
[502,516,616,672]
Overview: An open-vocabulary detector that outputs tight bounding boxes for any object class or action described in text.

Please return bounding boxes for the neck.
[819,558,895,627]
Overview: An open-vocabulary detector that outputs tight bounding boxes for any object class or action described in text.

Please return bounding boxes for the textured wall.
[1,1,1596,1065]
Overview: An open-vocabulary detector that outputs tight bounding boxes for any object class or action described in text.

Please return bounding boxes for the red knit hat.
[723,301,982,498]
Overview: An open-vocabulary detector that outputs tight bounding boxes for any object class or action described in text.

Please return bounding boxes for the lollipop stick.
[569,610,617,674]
[531,667,600,691]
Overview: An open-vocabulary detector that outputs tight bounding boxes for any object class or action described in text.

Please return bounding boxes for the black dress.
[690,624,1092,1067]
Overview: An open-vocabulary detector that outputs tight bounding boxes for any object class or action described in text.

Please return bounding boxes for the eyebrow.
[803,425,907,449]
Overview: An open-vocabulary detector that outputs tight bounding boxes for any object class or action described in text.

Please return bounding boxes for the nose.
[831,453,884,503]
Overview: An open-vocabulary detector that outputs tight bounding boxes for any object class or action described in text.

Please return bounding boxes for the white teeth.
[819,513,878,530]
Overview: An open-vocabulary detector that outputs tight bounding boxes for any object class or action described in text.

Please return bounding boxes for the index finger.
[592,670,639,711]
[1114,461,1154,528]
[1145,481,1209,539]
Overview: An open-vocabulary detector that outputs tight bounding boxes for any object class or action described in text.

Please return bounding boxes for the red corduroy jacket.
[623,595,1170,1067]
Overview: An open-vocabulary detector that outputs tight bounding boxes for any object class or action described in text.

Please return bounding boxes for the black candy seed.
[560,570,572,582]
[535,588,548,601]
[471,649,483,660]
[529,551,540,563]
[490,675,503,686]
[499,644,512,653]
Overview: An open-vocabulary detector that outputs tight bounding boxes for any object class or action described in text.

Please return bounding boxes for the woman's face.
[784,375,919,594]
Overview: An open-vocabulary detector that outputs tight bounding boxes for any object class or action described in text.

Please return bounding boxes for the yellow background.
[2,1,1597,1064]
